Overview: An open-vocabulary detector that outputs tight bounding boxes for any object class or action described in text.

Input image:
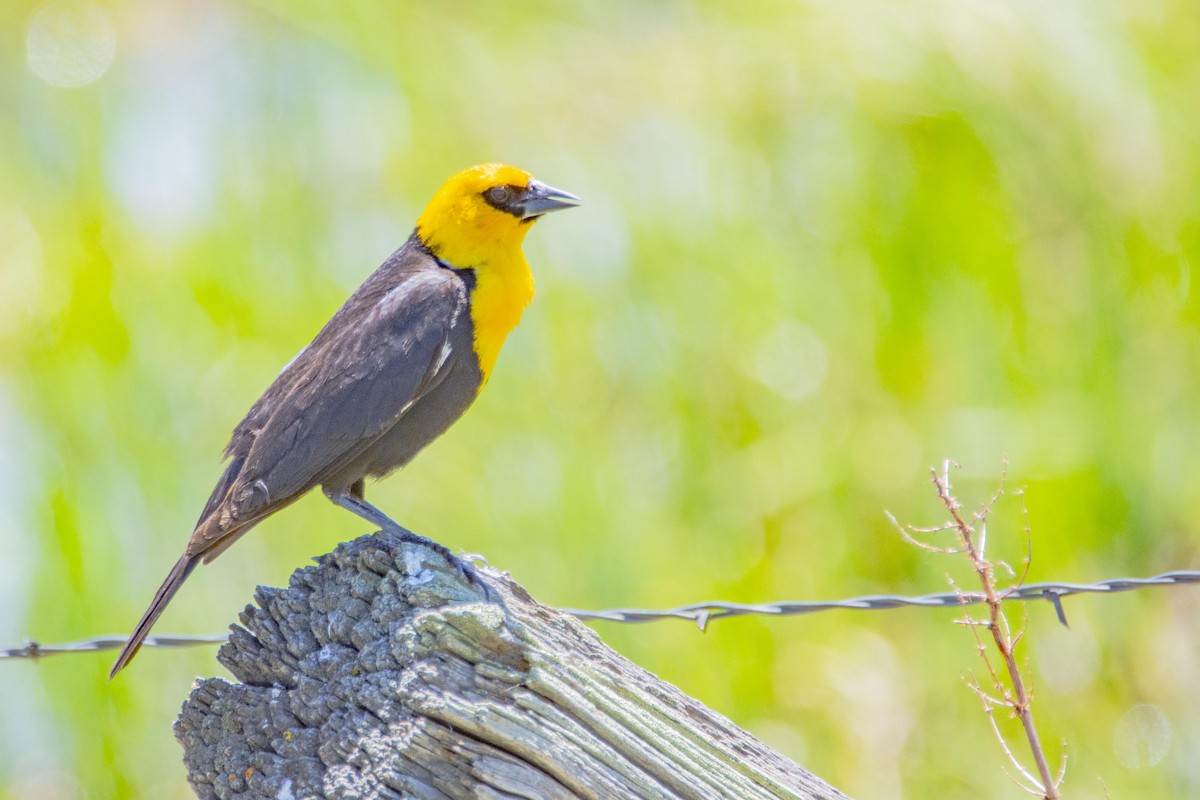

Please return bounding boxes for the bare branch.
[904,462,1062,799]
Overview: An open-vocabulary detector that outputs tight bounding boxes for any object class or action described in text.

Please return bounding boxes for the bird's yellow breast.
[415,163,538,386]
[464,250,534,385]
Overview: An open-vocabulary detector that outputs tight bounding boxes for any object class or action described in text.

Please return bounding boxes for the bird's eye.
[487,186,510,204]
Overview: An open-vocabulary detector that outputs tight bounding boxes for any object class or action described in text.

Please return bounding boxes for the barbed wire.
[565,571,1200,628]
[3,570,1198,661]
[0,633,228,660]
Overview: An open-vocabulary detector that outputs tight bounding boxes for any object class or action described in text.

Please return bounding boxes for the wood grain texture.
[175,531,852,800]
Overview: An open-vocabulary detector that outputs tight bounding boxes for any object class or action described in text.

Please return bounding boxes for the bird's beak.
[520,180,581,219]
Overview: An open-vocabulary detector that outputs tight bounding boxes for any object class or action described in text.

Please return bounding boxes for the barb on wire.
[2,571,1198,660]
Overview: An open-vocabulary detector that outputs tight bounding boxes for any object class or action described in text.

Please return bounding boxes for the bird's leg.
[323,486,493,599]
[326,486,403,532]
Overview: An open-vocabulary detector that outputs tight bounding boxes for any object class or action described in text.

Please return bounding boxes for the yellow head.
[415,163,579,267]
[415,164,579,384]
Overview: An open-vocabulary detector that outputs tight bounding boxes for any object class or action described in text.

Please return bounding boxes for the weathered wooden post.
[176,530,852,800]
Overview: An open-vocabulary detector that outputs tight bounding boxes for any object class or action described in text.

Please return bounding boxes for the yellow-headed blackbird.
[110,164,579,677]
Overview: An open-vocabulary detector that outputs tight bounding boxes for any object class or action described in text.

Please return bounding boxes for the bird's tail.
[108,554,200,679]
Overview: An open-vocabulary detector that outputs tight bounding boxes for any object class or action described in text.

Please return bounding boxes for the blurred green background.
[3,0,1199,797]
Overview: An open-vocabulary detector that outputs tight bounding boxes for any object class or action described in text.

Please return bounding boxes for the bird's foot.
[324,489,497,602]
[381,525,496,602]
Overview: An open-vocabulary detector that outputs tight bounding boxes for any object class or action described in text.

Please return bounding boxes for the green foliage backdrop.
[2,1,1199,797]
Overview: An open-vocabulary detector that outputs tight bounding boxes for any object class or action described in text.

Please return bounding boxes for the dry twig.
[896,460,1066,799]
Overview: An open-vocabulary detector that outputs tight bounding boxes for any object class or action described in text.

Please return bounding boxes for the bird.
[109,163,579,677]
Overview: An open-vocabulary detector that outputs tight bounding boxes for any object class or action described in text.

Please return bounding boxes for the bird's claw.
[384,527,497,602]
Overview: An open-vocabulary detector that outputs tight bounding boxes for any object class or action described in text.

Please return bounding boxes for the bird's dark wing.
[251,269,470,492]
[186,266,471,556]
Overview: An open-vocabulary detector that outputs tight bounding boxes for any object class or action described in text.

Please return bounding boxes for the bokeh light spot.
[750,320,828,401]
[1113,704,1171,769]
[26,0,116,89]
[1035,623,1100,695]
